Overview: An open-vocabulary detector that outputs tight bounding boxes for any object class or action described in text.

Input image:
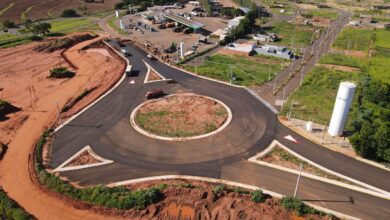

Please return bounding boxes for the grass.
[50,17,100,33]
[319,53,363,68]
[333,27,373,51]
[280,67,360,124]
[0,34,35,48]
[269,21,321,47]
[308,9,339,19]
[181,54,286,86]
[107,15,127,35]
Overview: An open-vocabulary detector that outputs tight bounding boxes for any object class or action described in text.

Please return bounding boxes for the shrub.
[281,197,320,216]
[212,184,226,194]
[251,190,266,203]
[2,20,16,29]
[61,9,78,17]
[301,13,314,18]
[49,67,75,78]
[0,188,32,220]
[0,100,20,118]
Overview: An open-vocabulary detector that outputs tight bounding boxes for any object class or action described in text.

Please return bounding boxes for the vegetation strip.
[0,188,33,220]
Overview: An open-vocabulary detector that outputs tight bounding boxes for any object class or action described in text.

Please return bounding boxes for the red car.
[146,89,164,99]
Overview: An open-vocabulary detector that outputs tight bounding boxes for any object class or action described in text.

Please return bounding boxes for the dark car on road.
[146,89,164,99]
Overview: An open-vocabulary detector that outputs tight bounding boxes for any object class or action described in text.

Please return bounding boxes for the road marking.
[129,80,135,84]
[284,135,298,143]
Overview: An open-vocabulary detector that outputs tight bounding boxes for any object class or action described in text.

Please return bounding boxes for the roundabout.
[130,93,232,141]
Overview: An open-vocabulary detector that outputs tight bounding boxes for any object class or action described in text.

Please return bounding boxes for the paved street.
[48,39,390,220]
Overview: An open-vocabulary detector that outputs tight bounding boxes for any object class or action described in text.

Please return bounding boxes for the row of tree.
[349,78,390,163]
[223,3,258,43]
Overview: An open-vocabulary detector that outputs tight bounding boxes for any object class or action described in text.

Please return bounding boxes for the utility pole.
[293,163,303,198]
[300,65,305,86]
[281,88,286,111]
[229,64,233,84]
[268,67,272,81]
[288,100,293,124]
[273,73,278,94]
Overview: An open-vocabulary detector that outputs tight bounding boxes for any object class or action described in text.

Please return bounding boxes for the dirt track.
[0,36,124,220]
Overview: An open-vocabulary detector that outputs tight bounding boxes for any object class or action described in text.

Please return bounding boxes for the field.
[0,17,100,48]
[0,0,119,22]
[280,66,360,124]
[268,21,322,47]
[181,54,287,86]
[332,27,390,82]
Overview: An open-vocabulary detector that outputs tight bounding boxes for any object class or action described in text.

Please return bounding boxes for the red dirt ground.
[0,0,120,21]
[65,150,101,167]
[0,33,125,219]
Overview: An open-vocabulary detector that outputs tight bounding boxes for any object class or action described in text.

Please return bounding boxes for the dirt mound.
[34,34,97,53]
[119,179,333,220]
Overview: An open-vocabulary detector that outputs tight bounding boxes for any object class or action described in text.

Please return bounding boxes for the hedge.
[0,188,33,220]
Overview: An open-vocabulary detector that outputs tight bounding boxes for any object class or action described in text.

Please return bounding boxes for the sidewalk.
[279,117,356,158]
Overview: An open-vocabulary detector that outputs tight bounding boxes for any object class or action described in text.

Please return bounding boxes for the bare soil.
[65,150,101,167]
[0,33,125,219]
[146,69,163,82]
[135,93,228,137]
[118,179,334,220]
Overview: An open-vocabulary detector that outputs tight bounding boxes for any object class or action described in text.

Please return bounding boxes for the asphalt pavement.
[48,37,390,220]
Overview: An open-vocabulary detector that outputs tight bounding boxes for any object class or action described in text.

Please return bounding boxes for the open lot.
[280,66,360,124]
[180,53,288,86]
[0,0,119,22]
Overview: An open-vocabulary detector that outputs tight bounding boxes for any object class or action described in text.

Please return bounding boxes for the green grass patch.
[107,16,127,35]
[269,21,321,47]
[280,67,360,124]
[333,27,373,51]
[0,34,35,48]
[181,54,285,86]
[368,57,390,82]
[50,17,100,33]
[319,53,364,68]
[309,9,339,19]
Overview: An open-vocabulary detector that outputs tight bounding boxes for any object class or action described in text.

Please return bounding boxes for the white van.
[126,65,133,76]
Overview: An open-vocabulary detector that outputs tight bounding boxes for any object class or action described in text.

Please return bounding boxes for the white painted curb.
[129,93,232,141]
[52,145,113,172]
[108,175,359,220]
[249,140,390,199]
[143,60,167,84]
[355,156,390,172]
[54,41,129,132]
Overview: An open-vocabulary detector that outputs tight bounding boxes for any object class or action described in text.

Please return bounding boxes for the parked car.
[147,54,157,60]
[146,89,164,99]
[121,48,131,56]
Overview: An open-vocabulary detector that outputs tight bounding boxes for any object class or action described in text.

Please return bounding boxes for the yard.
[181,54,287,86]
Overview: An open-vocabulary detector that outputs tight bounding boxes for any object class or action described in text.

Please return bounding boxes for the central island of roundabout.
[130,93,232,141]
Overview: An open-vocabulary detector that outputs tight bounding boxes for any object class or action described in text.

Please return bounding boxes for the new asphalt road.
[49,41,390,219]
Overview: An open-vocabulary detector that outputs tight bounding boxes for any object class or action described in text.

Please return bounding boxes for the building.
[227,16,245,29]
[255,44,294,60]
[225,42,256,55]
[253,33,278,42]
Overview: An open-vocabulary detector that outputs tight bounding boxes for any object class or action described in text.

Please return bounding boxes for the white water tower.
[328,82,356,137]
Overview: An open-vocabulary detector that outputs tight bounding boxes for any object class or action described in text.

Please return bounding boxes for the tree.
[26,22,51,36]
[385,24,390,31]
[2,20,15,29]
[114,2,125,9]
[61,9,78,17]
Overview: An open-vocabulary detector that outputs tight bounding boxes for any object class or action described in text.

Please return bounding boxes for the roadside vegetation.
[280,66,359,124]
[34,129,334,219]
[260,146,359,185]
[283,26,390,164]
[0,99,20,119]
[0,188,33,220]
[181,54,286,86]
